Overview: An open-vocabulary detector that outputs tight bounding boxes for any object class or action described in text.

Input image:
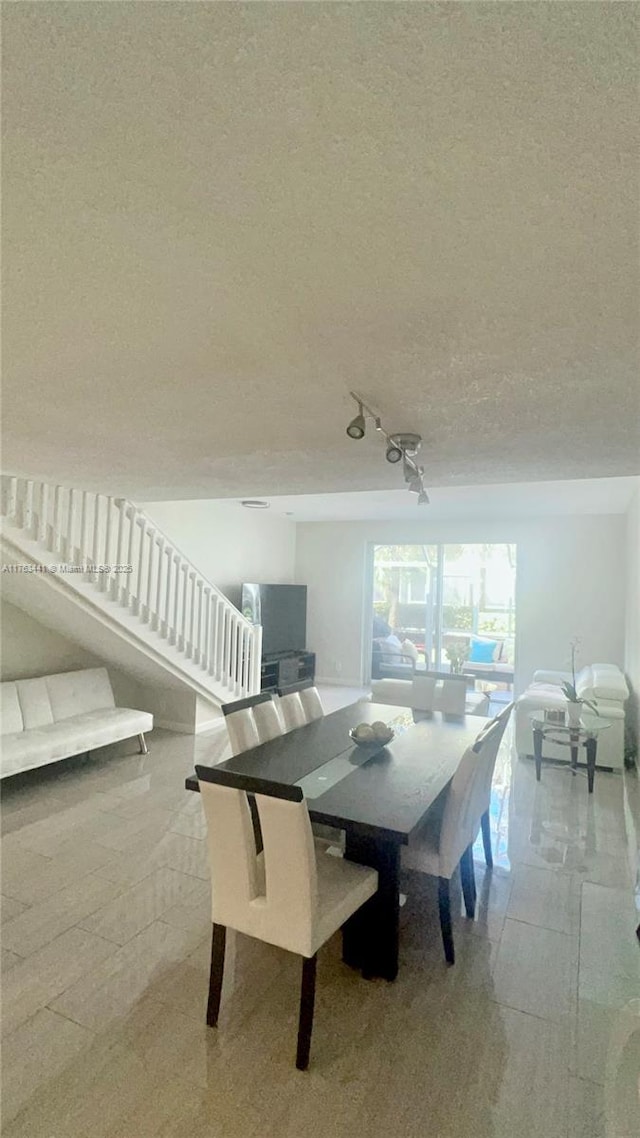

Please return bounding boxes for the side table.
[529,713,610,794]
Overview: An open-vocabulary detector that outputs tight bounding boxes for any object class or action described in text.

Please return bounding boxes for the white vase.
[566,701,582,727]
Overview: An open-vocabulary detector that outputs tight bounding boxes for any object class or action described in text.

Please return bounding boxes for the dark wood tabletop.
[186,701,487,843]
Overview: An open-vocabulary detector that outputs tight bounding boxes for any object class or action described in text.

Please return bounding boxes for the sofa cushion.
[1,708,154,779]
[578,666,629,702]
[68,707,154,743]
[46,667,116,721]
[1,683,23,735]
[16,678,54,730]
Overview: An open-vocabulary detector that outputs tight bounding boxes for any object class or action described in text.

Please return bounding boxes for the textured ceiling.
[3,3,639,499]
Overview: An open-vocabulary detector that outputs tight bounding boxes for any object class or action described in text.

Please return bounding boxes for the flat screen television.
[241,584,307,657]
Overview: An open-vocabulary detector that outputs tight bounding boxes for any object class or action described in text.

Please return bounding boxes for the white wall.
[0,600,143,708]
[141,500,296,608]
[1,599,100,678]
[294,515,627,692]
[624,486,640,751]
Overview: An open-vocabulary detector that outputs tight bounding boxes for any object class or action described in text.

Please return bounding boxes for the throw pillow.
[382,634,403,658]
[401,639,419,664]
[469,639,497,664]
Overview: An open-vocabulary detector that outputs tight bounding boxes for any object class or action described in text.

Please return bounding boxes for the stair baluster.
[1,474,261,705]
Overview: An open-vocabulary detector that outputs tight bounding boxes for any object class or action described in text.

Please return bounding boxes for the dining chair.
[402,703,512,964]
[252,696,285,743]
[373,671,489,716]
[222,693,272,755]
[473,703,514,869]
[298,684,325,723]
[413,671,469,716]
[195,764,379,1069]
[278,691,307,732]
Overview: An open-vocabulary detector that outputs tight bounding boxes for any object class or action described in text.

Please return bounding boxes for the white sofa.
[515,664,628,771]
[1,667,153,779]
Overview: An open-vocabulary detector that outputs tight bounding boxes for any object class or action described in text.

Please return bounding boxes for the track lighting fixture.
[346,402,366,440]
[345,391,430,505]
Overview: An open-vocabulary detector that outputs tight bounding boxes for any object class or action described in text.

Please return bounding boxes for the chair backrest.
[222,708,260,756]
[299,685,324,723]
[278,691,307,731]
[437,704,512,877]
[412,671,468,715]
[473,702,513,812]
[252,697,284,743]
[411,674,438,711]
[195,765,318,957]
[222,692,272,716]
[435,673,469,715]
[222,692,272,755]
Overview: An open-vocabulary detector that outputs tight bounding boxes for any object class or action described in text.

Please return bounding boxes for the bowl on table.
[349,721,395,748]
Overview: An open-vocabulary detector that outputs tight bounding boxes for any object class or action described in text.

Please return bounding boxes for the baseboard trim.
[153,718,197,734]
[195,716,225,734]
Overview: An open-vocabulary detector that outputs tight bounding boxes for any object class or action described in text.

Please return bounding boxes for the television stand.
[260,651,316,696]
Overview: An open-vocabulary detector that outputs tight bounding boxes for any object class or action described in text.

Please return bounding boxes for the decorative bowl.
[349,725,395,748]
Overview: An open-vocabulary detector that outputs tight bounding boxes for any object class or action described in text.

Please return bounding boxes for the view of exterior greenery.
[373,543,516,668]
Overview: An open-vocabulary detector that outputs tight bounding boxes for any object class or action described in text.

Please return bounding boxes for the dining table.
[185,701,489,981]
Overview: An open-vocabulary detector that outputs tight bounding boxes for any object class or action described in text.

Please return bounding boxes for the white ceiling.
[231,476,639,523]
[3,4,639,500]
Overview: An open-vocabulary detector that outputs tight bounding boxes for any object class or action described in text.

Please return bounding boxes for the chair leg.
[460,846,476,919]
[206,923,226,1027]
[296,953,317,1071]
[438,877,455,965]
[480,810,493,868]
[138,733,148,755]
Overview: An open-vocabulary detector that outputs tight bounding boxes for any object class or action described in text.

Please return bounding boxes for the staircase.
[0,476,262,708]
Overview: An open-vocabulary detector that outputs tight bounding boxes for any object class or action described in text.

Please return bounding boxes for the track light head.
[385,443,403,464]
[344,391,430,503]
[346,403,366,440]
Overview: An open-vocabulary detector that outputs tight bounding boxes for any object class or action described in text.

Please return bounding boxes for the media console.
[260,651,316,696]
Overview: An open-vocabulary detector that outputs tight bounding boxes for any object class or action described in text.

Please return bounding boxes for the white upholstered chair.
[278,691,307,732]
[371,671,490,717]
[223,707,259,756]
[252,697,284,744]
[413,671,487,716]
[299,685,325,723]
[195,765,378,1069]
[222,693,274,755]
[402,704,512,964]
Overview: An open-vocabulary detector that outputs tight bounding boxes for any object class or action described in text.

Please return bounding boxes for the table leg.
[585,737,597,794]
[342,830,401,981]
[569,729,579,775]
[533,727,543,782]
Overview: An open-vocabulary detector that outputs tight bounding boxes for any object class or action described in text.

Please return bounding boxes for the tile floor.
[1,688,639,1137]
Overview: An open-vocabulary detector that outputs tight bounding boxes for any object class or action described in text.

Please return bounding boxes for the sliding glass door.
[372,543,516,679]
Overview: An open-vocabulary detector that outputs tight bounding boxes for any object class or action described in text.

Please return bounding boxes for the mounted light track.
[345,391,430,505]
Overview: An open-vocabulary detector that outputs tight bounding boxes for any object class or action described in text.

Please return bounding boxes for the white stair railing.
[0,475,262,699]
